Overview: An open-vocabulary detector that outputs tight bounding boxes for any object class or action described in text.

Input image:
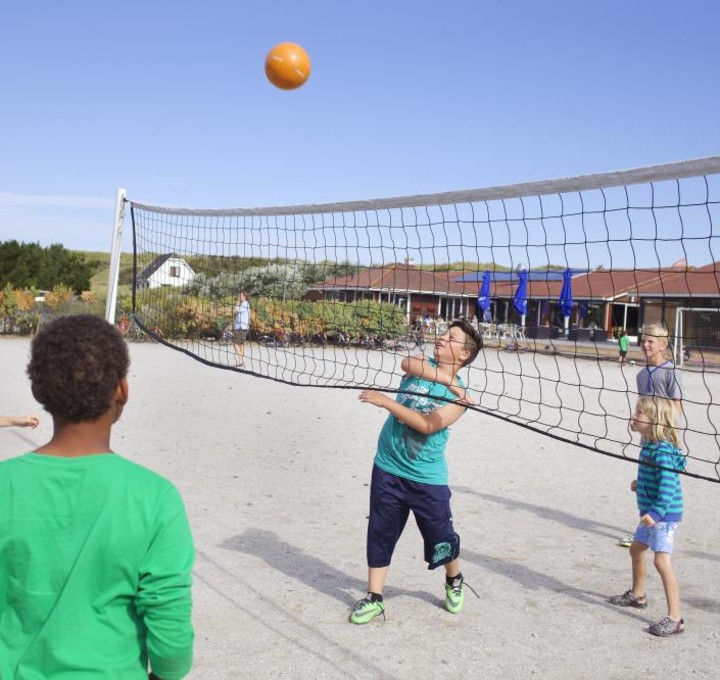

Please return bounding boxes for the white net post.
[105,188,127,324]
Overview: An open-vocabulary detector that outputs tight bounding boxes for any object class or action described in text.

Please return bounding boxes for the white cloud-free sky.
[1,0,718,253]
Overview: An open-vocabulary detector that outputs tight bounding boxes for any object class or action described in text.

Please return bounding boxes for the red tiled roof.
[310,262,720,301]
[311,263,471,296]
[635,264,720,297]
[569,270,664,300]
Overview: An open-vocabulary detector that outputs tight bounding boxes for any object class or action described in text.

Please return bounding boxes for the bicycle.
[257,332,288,348]
[126,321,164,343]
[125,321,147,343]
[388,330,426,353]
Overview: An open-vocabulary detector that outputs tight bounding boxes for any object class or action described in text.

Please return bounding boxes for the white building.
[136,254,195,289]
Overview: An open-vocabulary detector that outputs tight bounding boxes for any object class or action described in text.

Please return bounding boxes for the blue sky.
[1,0,718,255]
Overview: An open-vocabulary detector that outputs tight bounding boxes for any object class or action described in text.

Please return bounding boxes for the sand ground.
[1,337,719,679]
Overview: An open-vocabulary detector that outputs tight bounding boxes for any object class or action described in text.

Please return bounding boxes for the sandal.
[609,589,647,608]
[648,616,685,636]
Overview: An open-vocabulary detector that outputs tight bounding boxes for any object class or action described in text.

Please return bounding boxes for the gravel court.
[1,338,719,679]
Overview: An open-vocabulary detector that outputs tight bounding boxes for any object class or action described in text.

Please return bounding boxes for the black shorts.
[233,329,248,342]
[366,465,459,570]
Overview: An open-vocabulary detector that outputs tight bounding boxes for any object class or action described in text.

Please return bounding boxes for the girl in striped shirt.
[609,396,686,636]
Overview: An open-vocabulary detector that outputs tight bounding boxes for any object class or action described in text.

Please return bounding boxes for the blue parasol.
[513,269,528,317]
[559,269,574,318]
[559,268,574,336]
[476,270,492,321]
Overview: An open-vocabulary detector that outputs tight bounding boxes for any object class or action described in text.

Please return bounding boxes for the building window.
[169,266,180,278]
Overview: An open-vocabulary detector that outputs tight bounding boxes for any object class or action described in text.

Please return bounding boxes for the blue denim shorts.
[634,521,679,553]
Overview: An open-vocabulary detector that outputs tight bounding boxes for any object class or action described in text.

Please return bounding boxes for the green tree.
[39,244,94,292]
[0,241,93,292]
[0,241,43,288]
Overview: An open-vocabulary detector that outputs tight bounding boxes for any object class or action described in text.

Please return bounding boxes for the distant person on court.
[588,320,597,341]
[0,414,39,428]
[636,323,683,413]
[609,396,686,636]
[0,315,194,679]
[233,290,250,367]
[351,319,482,624]
[618,329,629,363]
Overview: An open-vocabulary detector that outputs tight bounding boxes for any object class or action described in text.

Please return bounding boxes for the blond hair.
[641,323,671,358]
[641,323,669,342]
[636,396,679,446]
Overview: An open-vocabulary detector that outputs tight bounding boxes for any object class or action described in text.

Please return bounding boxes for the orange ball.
[265,42,311,90]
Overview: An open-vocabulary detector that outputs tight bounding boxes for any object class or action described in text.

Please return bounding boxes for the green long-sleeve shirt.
[0,453,194,679]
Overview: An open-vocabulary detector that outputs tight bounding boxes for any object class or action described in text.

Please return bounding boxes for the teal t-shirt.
[0,453,194,679]
[374,360,464,485]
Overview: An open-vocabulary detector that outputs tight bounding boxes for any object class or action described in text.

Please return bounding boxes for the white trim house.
[136,254,195,290]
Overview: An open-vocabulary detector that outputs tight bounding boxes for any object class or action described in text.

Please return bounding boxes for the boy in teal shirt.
[352,319,481,624]
[0,315,194,679]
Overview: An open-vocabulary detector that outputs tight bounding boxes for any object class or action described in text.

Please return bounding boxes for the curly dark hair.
[449,318,483,367]
[27,315,130,423]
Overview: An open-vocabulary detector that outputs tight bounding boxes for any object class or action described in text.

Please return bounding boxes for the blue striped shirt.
[636,441,685,522]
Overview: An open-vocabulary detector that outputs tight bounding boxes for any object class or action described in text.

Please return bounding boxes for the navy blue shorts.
[367,465,460,570]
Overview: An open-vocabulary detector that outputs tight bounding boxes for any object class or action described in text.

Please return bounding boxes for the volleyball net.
[123,156,720,482]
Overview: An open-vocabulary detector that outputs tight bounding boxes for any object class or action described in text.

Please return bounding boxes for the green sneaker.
[349,596,385,624]
[444,576,465,614]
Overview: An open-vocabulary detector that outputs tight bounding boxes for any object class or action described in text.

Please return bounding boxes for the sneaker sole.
[350,615,382,624]
[349,609,384,624]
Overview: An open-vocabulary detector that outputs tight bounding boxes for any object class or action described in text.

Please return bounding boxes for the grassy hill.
[78,251,136,300]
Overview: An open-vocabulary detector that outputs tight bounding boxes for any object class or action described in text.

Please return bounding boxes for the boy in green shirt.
[619,330,630,363]
[0,315,194,679]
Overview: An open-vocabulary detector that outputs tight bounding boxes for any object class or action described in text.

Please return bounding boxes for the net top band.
[129,156,720,217]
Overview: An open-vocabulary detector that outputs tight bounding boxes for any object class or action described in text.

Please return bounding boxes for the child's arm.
[400,355,474,404]
[642,448,682,524]
[137,486,194,680]
[359,390,466,435]
[401,355,454,384]
[670,369,683,416]
[0,415,39,428]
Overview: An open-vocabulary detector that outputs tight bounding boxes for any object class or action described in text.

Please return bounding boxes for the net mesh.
[126,157,720,482]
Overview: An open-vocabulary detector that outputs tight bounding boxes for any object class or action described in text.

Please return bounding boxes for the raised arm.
[359,390,466,435]
[400,356,473,403]
[401,355,454,385]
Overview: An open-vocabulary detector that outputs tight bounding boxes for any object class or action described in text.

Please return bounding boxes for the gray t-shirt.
[636,361,683,400]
